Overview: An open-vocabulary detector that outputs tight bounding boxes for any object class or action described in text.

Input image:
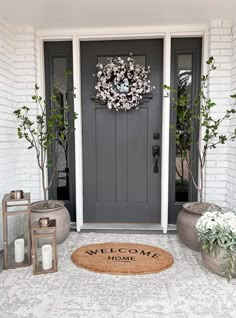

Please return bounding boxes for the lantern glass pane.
[6,214,30,268]
[34,236,55,273]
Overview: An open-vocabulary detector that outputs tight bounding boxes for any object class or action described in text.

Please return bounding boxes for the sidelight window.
[175,54,193,202]
[169,37,202,224]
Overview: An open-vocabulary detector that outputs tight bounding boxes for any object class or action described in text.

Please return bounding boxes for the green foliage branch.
[164,57,236,202]
[14,72,77,201]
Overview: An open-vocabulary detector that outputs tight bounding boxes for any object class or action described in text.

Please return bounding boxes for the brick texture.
[0,18,41,249]
[14,25,41,202]
[226,20,236,210]
[204,20,233,208]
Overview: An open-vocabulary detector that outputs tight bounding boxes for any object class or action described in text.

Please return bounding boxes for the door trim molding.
[37,25,208,233]
[161,32,171,233]
[81,223,164,231]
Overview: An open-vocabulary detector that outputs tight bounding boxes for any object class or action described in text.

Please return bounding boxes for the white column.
[161,32,171,233]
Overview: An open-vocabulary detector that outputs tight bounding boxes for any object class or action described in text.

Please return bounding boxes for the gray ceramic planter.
[177,202,221,252]
[31,200,71,244]
[201,246,236,278]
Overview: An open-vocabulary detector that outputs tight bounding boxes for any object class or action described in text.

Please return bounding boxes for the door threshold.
[70,222,77,230]
[80,223,163,231]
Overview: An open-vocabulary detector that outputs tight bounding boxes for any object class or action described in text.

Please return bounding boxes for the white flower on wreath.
[94,53,155,111]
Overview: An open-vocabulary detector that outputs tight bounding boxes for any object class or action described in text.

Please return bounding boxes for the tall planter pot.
[201,246,236,278]
[31,200,70,244]
[177,202,221,252]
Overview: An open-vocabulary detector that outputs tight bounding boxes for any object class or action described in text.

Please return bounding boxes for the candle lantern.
[2,192,31,269]
[31,218,57,274]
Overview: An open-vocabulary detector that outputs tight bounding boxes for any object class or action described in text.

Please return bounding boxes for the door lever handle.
[152,145,160,173]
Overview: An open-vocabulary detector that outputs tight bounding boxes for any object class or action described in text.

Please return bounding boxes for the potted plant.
[165,57,236,251]
[196,210,236,281]
[14,73,77,243]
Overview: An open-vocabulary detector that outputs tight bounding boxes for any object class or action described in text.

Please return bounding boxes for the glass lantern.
[2,192,31,269]
[31,218,57,275]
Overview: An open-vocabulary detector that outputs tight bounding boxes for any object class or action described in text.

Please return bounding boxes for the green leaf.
[22,106,29,111]
[47,159,53,167]
[206,56,214,65]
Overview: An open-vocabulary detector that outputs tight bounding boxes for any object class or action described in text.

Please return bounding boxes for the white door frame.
[37,25,208,233]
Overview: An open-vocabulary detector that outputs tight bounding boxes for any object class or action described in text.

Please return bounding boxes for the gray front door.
[81,39,163,223]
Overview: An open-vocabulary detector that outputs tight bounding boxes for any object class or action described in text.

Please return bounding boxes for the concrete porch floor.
[0,232,235,318]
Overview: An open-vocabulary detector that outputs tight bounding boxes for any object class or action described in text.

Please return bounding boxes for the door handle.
[152,145,160,173]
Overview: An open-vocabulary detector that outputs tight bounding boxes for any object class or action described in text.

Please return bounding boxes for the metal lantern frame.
[31,219,57,275]
[2,192,31,269]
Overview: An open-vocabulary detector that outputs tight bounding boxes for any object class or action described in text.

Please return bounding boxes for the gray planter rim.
[31,200,65,213]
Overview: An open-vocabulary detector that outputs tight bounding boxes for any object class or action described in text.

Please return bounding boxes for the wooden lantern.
[2,192,31,269]
[31,218,57,275]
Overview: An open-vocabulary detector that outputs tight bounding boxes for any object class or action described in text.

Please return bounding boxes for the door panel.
[81,40,163,223]
[127,109,148,203]
[96,109,116,203]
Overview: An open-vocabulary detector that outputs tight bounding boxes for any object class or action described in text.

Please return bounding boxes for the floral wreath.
[94,53,154,111]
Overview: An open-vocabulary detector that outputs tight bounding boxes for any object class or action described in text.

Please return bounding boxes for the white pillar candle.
[14,238,25,263]
[42,244,53,270]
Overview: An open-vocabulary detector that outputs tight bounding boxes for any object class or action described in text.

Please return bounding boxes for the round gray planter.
[201,246,236,278]
[31,200,70,244]
[177,202,221,252]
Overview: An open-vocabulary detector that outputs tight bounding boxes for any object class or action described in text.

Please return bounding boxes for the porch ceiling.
[0,0,235,29]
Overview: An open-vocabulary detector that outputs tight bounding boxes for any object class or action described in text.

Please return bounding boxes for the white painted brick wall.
[0,18,19,249]
[226,20,236,211]
[14,25,41,203]
[0,18,41,249]
[205,20,233,208]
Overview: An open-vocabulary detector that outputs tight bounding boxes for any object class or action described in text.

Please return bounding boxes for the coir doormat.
[71,242,174,275]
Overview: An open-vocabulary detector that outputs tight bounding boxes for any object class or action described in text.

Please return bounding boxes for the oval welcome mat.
[71,242,174,275]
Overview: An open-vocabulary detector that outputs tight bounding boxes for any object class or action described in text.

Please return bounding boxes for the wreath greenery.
[94,53,154,111]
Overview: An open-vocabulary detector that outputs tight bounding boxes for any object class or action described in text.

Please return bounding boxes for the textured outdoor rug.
[1,232,236,318]
[71,242,174,275]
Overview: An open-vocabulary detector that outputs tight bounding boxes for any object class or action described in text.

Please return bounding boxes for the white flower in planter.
[196,210,236,280]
